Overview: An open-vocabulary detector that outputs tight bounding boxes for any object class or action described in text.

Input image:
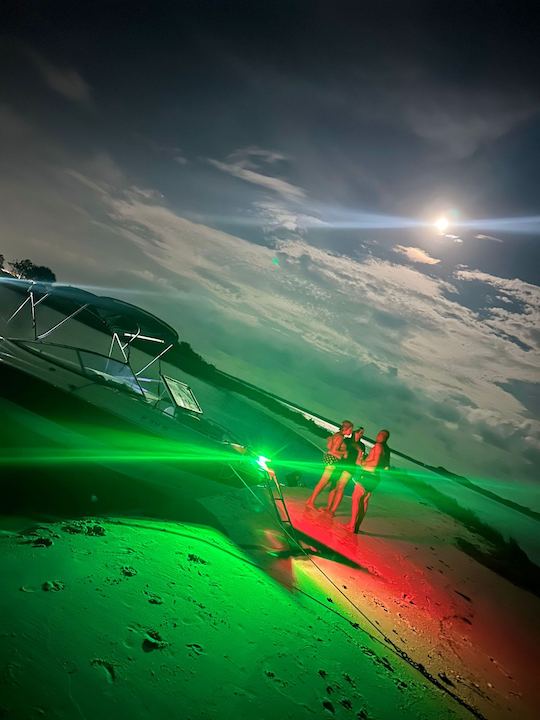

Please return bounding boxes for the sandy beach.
[0,513,466,720]
[1,467,539,719]
[281,484,540,719]
[1,367,539,720]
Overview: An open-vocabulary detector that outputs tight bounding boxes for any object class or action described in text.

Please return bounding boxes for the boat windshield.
[16,340,144,397]
[78,350,144,395]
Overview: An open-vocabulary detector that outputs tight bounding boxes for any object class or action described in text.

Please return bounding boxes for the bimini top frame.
[2,278,179,383]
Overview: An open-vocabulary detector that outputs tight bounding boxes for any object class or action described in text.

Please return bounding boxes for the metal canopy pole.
[37,304,89,340]
[7,287,50,326]
[135,343,173,377]
[30,291,50,339]
[7,295,31,322]
[107,332,128,363]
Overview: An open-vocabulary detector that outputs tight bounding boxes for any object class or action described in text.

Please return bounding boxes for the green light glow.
[0,441,527,496]
[257,455,272,471]
[2,409,534,500]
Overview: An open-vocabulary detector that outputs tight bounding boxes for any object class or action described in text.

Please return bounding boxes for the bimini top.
[1,278,179,345]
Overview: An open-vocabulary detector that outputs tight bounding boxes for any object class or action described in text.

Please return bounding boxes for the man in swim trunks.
[344,429,390,533]
[305,421,353,509]
[326,427,366,515]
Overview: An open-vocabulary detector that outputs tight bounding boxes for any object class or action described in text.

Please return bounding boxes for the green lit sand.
[1,332,539,719]
[0,516,469,720]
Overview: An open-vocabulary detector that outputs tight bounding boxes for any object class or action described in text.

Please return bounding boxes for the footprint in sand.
[375,656,394,673]
[90,659,116,683]
[357,709,372,719]
[438,671,456,687]
[263,669,289,689]
[21,537,54,548]
[144,590,163,604]
[20,525,56,535]
[41,581,64,592]
[61,521,105,536]
[142,630,168,652]
[86,524,106,536]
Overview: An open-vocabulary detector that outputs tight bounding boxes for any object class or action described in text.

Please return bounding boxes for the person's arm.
[361,443,383,469]
[355,441,366,464]
[327,433,344,457]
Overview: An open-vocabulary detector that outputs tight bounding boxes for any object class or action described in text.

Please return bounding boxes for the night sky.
[1,1,539,491]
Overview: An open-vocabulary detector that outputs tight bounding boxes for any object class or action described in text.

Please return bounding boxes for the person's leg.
[326,473,344,510]
[344,483,363,531]
[363,493,371,515]
[327,471,351,515]
[306,466,334,508]
[326,486,336,509]
[352,492,372,532]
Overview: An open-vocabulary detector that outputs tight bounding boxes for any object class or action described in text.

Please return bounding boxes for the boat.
[0,278,288,544]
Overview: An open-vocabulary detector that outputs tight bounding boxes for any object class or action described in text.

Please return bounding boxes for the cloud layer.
[393,245,441,265]
[0,25,539,499]
[29,51,93,107]
[64,169,537,488]
[208,148,306,201]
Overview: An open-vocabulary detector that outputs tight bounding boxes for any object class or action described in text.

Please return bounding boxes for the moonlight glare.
[434,216,450,234]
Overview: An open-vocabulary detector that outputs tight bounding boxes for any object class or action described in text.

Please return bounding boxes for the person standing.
[344,429,390,533]
[326,427,366,515]
[305,421,353,509]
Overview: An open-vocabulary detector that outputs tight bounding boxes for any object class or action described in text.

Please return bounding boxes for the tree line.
[0,254,56,283]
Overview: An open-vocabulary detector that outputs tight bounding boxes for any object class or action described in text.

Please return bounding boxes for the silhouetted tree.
[9,258,56,282]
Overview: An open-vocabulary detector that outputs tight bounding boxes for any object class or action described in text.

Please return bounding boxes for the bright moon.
[434,216,449,233]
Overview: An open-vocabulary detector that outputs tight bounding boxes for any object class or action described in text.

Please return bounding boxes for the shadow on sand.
[1,457,233,537]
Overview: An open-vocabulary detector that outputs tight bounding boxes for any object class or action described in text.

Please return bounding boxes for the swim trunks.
[353,469,381,493]
[322,452,339,466]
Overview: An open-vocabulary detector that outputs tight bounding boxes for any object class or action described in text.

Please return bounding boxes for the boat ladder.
[265,469,297,542]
